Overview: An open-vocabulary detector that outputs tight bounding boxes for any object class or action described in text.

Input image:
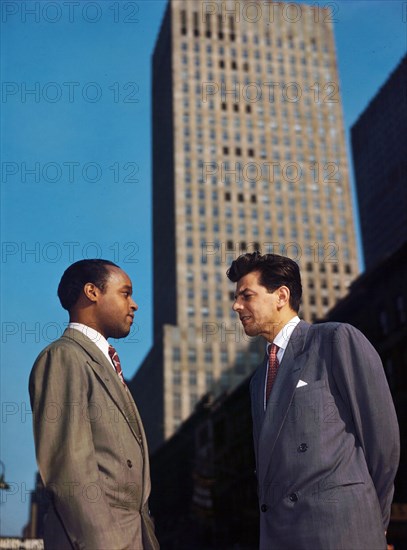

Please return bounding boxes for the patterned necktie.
[266,343,280,403]
[108,345,126,387]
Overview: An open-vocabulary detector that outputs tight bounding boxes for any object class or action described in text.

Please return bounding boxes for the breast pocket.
[287,379,335,430]
[292,379,343,430]
[294,379,327,394]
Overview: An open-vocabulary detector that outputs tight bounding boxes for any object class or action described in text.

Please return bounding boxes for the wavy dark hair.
[227,252,302,312]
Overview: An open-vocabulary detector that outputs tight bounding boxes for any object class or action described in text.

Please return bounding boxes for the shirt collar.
[68,322,110,358]
[266,315,301,351]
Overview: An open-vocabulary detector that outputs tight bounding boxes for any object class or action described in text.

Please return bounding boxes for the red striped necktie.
[108,345,126,387]
[266,343,280,402]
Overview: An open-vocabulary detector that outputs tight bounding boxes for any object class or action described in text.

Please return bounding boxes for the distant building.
[149,375,258,550]
[129,0,359,453]
[0,540,43,549]
[351,54,407,269]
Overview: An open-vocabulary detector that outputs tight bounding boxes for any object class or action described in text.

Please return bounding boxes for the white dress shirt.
[68,322,116,371]
[264,315,301,410]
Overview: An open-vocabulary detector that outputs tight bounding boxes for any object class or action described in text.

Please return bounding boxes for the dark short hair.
[57,259,119,311]
[227,252,302,312]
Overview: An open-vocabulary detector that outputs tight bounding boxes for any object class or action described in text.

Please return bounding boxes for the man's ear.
[83,282,99,303]
[276,286,290,308]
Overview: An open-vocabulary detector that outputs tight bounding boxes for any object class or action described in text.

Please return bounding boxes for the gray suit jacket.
[250,321,399,550]
[29,328,159,550]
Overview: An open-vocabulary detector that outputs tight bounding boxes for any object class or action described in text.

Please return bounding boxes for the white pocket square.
[296,380,308,388]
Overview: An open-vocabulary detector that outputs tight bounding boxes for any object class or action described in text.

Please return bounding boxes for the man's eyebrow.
[234,287,255,299]
[121,285,133,292]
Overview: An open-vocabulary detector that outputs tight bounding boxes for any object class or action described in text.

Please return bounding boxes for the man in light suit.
[227,252,399,550]
[29,259,159,550]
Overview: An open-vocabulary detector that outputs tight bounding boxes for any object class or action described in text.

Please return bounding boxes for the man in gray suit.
[227,252,399,550]
[30,259,159,550]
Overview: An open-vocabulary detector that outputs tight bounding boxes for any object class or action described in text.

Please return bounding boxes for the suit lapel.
[61,329,143,445]
[258,321,311,486]
[251,355,267,431]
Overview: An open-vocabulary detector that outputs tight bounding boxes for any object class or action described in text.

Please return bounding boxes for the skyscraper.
[351,54,407,270]
[129,0,359,451]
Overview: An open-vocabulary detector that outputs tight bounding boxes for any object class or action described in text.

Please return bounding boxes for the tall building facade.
[129,0,359,451]
[351,54,407,270]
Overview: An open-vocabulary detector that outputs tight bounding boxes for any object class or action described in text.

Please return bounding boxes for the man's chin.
[242,324,260,337]
[111,328,131,339]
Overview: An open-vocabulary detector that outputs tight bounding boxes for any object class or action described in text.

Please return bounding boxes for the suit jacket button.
[261,504,268,512]
[297,443,308,452]
[127,459,133,468]
[289,493,298,502]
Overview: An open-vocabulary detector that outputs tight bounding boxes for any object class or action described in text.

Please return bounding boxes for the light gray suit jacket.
[29,328,159,550]
[250,321,399,550]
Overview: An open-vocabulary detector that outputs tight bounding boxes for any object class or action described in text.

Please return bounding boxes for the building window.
[220,371,229,389]
[189,370,197,385]
[173,392,181,410]
[193,11,199,36]
[173,369,181,385]
[229,17,235,41]
[187,306,195,317]
[180,10,187,35]
[206,371,214,389]
[217,15,223,39]
[173,347,181,362]
[190,393,198,409]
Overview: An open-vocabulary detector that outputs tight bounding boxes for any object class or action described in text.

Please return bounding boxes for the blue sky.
[1,0,406,537]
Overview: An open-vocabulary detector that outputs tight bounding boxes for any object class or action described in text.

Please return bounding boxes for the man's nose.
[130,299,138,311]
[232,300,242,312]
